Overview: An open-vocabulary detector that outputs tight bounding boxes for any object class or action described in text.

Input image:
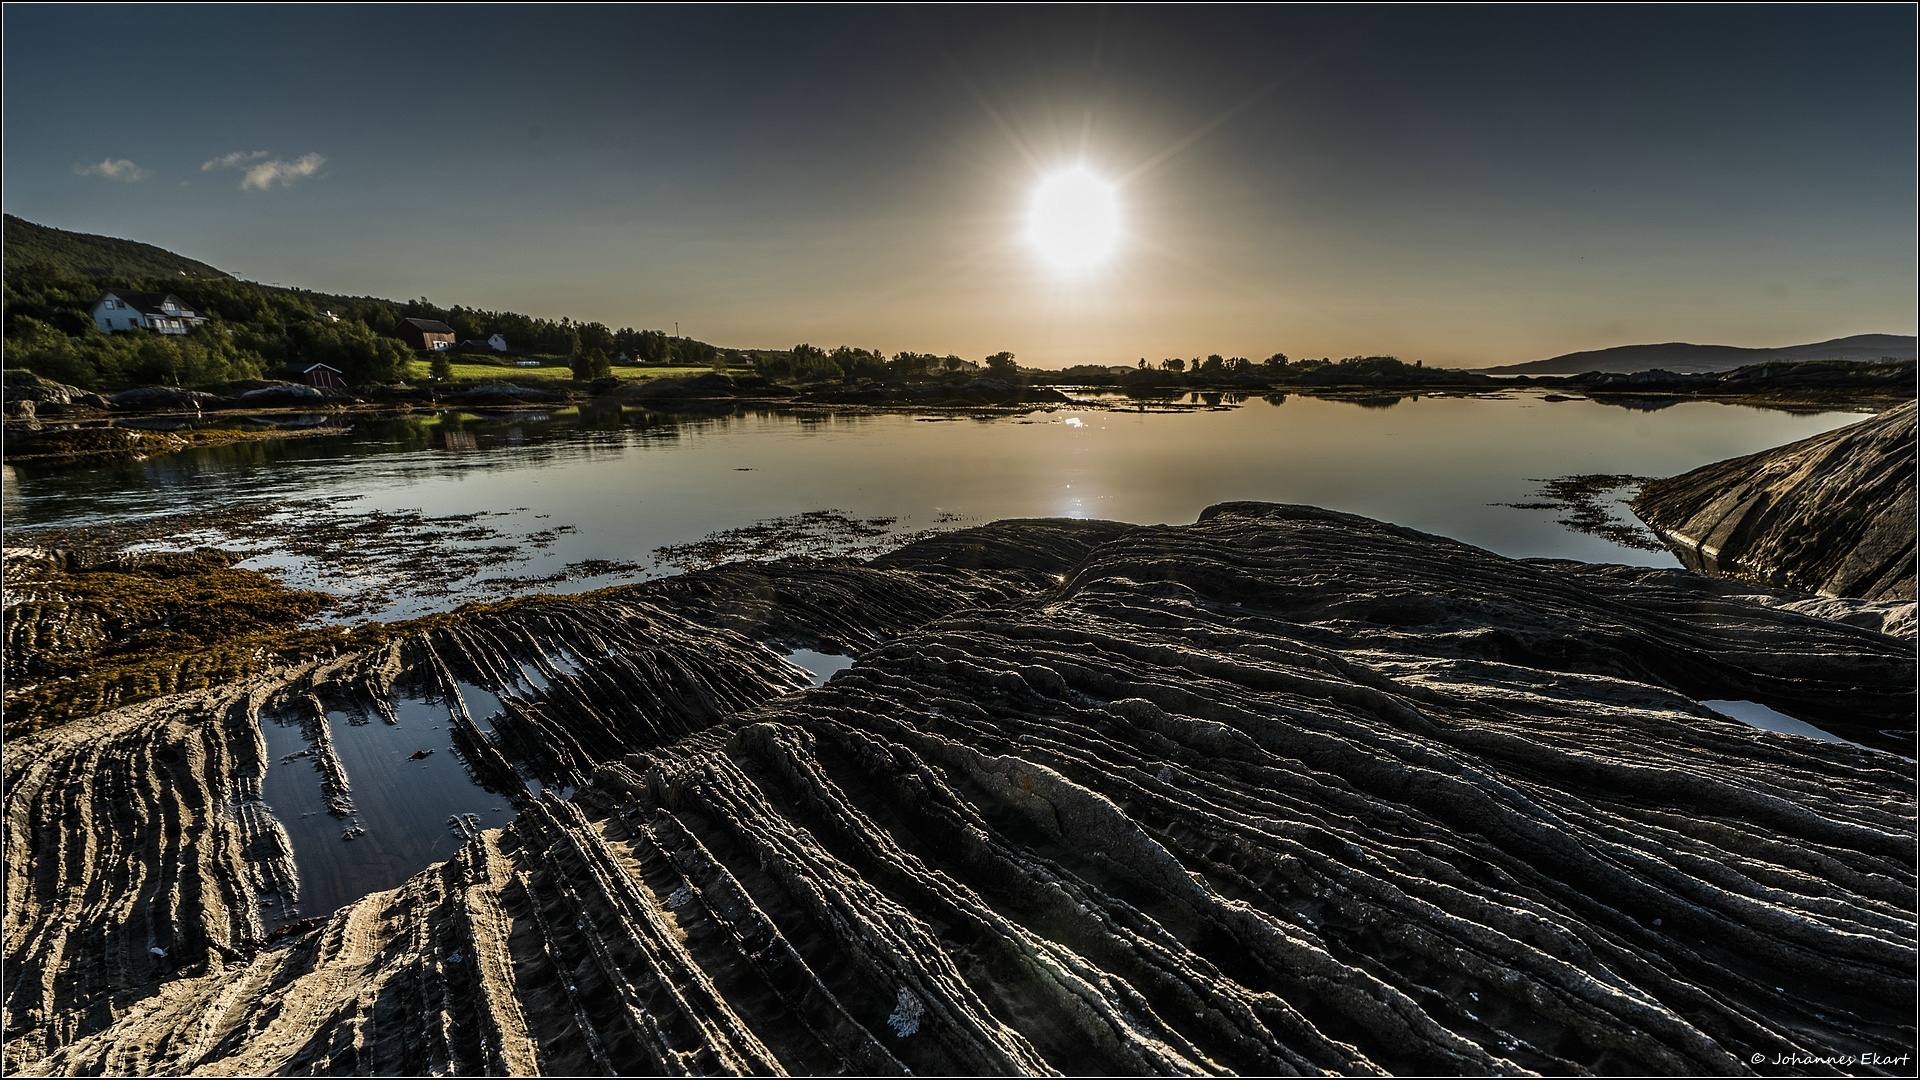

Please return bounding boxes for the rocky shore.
[1634,402,1916,602]
[5,505,1912,1076]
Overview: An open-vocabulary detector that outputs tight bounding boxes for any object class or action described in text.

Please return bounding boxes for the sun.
[1027,168,1121,273]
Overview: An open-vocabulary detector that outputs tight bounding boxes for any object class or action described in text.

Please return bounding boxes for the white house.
[92,290,207,335]
[487,332,509,352]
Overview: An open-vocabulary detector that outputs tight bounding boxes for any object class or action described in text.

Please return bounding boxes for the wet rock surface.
[1633,402,1916,601]
[5,507,1914,1076]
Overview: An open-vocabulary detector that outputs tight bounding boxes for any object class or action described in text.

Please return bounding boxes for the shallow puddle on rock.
[546,645,586,677]
[451,680,506,737]
[512,659,552,693]
[783,648,854,686]
[1703,699,1865,750]
[260,697,521,921]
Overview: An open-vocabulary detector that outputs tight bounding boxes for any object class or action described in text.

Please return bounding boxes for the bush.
[575,347,613,381]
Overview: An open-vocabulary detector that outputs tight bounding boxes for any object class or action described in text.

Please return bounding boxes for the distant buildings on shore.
[87,290,525,365]
[271,362,348,388]
[395,317,457,352]
[456,333,511,354]
[91,289,206,335]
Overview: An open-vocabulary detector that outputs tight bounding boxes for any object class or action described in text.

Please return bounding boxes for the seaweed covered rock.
[5,508,1913,1076]
[1633,402,1916,601]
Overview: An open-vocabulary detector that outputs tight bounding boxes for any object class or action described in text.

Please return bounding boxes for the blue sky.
[4,6,1913,366]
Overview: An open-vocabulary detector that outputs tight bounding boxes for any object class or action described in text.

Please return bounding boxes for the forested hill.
[2,218,724,391]
[3,215,234,280]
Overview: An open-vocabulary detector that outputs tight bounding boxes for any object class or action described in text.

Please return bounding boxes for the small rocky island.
[5,501,1913,1076]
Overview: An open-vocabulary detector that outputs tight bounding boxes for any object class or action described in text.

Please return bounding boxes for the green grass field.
[406,358,715,383]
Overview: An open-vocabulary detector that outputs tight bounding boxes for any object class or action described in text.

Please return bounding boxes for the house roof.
[398,317,456,335]
[100,289,200,318]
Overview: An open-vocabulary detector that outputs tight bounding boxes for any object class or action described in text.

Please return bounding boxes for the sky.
[4,6,1914,368]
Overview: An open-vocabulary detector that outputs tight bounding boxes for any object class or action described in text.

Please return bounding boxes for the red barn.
[394,317,457,352]
[273,363,348,388]
[294,363,347,388]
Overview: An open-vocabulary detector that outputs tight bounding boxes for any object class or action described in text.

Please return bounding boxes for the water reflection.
[1702,699,1879,753]
[778,647,854,686]
[4,394,1872,622]
[259,697,517,922]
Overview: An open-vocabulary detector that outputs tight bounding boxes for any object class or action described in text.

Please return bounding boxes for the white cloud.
[240,153,326,191]
[201,150,270,172]
[74,158,149,182]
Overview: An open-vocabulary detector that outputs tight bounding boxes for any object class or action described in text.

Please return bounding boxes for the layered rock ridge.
[1632,401,1917,602]
[6,507,1914,1076]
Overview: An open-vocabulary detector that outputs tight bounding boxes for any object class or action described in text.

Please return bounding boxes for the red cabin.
[284,363,347,388]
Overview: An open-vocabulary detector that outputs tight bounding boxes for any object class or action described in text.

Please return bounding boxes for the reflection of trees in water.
[1585,394,1685,413]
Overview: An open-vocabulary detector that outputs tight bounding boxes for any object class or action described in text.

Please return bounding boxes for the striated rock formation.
[5,507,1914,1076]
[1633,402,1916,601]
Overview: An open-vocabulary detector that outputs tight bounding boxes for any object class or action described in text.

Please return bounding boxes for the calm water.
[7,390,1874,916]
[258,695,520,923]
[1,392,1871,621]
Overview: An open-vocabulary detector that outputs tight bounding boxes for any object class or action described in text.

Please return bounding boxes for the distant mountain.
[1487,334,1917,375]
[2,215,233,280]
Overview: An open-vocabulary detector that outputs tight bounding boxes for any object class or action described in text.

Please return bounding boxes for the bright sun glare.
[1027,168,1120,272]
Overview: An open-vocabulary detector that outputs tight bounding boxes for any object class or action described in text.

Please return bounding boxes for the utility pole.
[675,322,680,338]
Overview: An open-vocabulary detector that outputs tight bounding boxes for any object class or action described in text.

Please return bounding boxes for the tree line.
[1,257,1446,394]
[1045,353,1439,387]
[0,261,729,391]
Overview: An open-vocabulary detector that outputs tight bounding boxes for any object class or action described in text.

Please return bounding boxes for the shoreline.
[4,380,1905,466]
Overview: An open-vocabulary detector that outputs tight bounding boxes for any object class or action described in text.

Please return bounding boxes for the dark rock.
[354,383,436,403]
[445,383,567,405]
[2,372,112,417]
[618,373,739,400]
[236,383,351,408]
[7,505,1912,1075]
[106,386,231,412]
[1572,358,1916,397]
[1633,401,1915,600]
